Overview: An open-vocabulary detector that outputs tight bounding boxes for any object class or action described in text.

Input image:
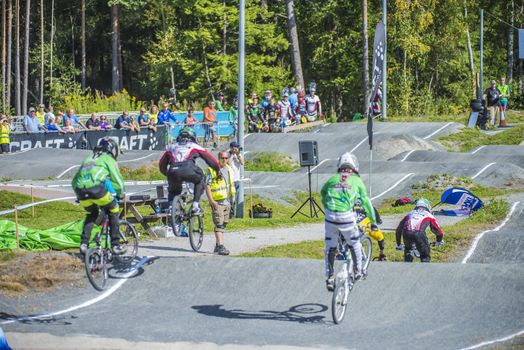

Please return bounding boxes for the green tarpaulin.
[0,219,101,251]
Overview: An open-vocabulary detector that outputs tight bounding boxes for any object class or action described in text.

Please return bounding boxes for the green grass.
[354,114,469,123]
[240,199,509,262]
[0,191,85,229]
[245,152,300,172]
[436,124,524,152]
[376,174,515,216]
[120,162,164,181]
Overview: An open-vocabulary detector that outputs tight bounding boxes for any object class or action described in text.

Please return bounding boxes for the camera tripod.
[291,165,324,218]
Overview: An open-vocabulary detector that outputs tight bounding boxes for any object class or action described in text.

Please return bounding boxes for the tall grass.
[245,152,300,172]
[59,89,142,114]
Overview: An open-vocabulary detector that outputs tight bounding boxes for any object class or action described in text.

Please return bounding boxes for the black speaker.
[299,140,319,166]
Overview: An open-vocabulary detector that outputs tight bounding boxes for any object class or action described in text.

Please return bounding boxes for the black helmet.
[177,127,197,142]
[94,137,119,160]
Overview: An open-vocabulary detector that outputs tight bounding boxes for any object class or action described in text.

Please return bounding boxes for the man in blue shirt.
[63,109,86,129]
[23,107,47,133]
[158,103,177,126]
[114,111,139,132]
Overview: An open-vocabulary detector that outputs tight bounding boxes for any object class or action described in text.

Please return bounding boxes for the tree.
[81,0,86,90]
[6,0,11,111]
[110,2,120,93]
[22,0,30,114]
[361,0,369,115]
[2,0,6,112]
[14,0,19,115]
[39,0,44,102]
[285,0,304,90]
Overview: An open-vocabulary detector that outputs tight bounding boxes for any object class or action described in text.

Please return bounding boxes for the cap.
[230,141,240,148]
[29,107,35,112]
[491,80,497,85]
[265,90,271,95]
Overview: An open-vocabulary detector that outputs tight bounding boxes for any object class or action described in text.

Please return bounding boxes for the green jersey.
[72,153,125,197]
[321,173,375,223]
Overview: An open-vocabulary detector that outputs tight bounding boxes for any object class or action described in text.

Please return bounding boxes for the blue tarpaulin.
[436,187,483,216]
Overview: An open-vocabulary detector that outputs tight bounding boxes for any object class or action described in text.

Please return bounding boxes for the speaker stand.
[291,165,324,218]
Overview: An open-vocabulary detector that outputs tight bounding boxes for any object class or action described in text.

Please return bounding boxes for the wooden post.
[14,205,19,249]
[249,178,253,223]
[31,186,34,217]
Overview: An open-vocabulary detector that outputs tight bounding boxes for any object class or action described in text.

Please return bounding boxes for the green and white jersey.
[72,153,125,197]
[321,173,375,223]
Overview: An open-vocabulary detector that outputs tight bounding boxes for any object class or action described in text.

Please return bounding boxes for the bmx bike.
[331,232,372,324]
[170,182,204,252]
[84,210,139,291]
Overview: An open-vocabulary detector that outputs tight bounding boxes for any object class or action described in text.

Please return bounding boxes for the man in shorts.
[204,151,235,255]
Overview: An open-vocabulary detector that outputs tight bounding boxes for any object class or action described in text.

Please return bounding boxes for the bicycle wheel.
[170,196,185,237]
[188,214,204,251]
[332,279,349,324]
[114,220,139,265]
[85,248,107,291]
[361,236,372,272]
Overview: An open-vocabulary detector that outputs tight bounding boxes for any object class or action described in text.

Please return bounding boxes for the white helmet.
[415,198,431,211]
[337,152,359,173]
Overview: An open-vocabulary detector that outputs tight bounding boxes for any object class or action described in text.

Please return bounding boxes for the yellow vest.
[0,123,10,144]
[36,111,46,125]
[205,166,235,202]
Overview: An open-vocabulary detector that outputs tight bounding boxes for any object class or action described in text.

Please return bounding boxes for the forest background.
[0,0,520,120]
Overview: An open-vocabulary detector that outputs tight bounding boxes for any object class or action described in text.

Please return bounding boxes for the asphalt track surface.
[1,121,524,349]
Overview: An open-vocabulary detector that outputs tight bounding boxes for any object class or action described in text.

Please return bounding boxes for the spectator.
[45,106,55,125]
[277,88,294,127]
[55,111,64,126]
[228,141,244,218]
[184,109,199,128]
[23,107,47,133]
[214,91,226,111]
[246,96,263,133]
[305,82,322,122]
[63,109,86,129]
[248,91,257,105]
[63,118,77,133]
[288,87,299,111]
[497,77,510,127]
[229,97,239,138]
[203,99,218,148]
[149,105,159,125]
[99,115,113,130]
[115,110,140,132]
[204,150,236,256]
[295,91,307,124]
[483,80,501,129]
[158,102,177,126]
[266,97,281,132]
[0,115,13,154]
[36,103,47,125]
[138,108,157,131]
[371,87,382,117]
[261,90,272,109]
[46,115,64,133]
[85,113,101,130]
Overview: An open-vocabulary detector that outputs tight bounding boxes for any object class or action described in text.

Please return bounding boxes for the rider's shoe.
[378,253,387,261]
[216,245,230,256]
[326,276,335,291]
[354,272,363,281]
[191,204,204,215]
[213,142,218,148]
[79,243,88,254]
[112,244,127,255]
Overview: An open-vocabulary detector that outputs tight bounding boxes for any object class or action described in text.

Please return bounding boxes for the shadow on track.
[192,303,328,324]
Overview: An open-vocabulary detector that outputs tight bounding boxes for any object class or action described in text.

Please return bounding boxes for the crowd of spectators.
[0,83,323,154]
